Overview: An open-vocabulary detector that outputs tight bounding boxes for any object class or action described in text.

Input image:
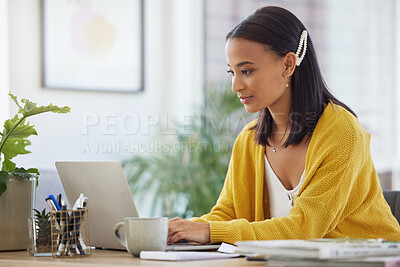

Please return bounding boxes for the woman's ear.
[283,52,297,77]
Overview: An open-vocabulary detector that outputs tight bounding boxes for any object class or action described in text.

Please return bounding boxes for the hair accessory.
[295,30,308,66]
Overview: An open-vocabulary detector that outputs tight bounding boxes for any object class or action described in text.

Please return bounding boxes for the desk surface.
[0,250,266,267]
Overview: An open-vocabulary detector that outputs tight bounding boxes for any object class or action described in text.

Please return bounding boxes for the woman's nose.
[231,76,244,93]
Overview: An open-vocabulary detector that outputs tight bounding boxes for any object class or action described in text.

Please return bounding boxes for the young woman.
[168,6,400,244]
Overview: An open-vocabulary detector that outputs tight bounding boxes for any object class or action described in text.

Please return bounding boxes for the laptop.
[55,161,220,251]
[55,161,138,250]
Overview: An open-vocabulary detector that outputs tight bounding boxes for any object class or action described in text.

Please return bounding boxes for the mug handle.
[114,222,126,247]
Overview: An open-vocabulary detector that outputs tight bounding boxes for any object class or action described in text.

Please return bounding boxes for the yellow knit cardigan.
[191,103,400,244]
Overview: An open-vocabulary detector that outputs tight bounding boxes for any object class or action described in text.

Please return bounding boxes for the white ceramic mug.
[114,217,168,257]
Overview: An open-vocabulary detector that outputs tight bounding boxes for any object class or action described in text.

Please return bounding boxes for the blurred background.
[1,0,399,218]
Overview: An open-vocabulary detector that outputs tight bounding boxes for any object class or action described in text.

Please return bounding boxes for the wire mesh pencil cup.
[50,209,92,258]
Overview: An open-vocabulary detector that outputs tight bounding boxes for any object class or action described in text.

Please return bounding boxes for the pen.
[71,196,88,255]
[48,194,62,210]
[57,194,62,208]
[45,197,58,211]
[45,195,62,239]
[76,198,88,255]
[57,197,70,256]
[65,194,85,256]
[69,211,81,256]
[68,211,78,256]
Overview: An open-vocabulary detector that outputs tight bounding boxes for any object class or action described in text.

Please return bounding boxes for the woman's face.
[225,38,291,113]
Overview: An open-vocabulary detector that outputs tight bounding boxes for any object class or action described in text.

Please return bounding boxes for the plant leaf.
[33,208,48,219]
[12,167,32,180]
[8,92,22,109]
[7,167,40,186]
[1,137,31,171]
[3,115,37,138]
[0,114,35,172]
[0,170,10,196]
[21,98,37,112]
[27,168,40,175]
[1,157,16,172]
[2,137,31,160]
[33,209,42,218]
[9,92,70,118]
[21,103,71,118]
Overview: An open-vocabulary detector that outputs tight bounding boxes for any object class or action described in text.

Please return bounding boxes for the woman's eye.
[241,70,252,75]
[227,69,253,76]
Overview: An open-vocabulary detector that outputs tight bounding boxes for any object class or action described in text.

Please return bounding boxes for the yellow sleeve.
[188,120,258,224]
[207,113,365,244]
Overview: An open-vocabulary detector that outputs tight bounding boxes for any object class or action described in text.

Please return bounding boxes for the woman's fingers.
[168,218,184,236]
[167,219,210,245]
[167,231,185,245]
[167,220,186,245]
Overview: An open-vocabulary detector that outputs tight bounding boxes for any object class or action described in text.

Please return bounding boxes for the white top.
[264,155,306,218]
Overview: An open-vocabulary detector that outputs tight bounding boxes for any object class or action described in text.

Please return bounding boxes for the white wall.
[8,0,204,169]
[7,0,204,214]
[0,0,9,123]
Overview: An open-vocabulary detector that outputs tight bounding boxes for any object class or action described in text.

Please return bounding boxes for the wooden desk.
[0,250,266,267]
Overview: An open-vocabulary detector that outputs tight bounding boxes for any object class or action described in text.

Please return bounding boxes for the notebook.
[140,251,240,261]
[141,243,240,261]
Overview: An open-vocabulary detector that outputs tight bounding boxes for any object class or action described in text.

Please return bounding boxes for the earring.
[285,83,289,88]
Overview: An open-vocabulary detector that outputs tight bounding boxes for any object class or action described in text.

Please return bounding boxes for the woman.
[168,6,400,244]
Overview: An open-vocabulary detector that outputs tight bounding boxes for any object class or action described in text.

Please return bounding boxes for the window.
[204,0,397,188]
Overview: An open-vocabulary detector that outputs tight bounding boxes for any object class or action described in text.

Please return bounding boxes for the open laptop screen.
[56,161,138,250]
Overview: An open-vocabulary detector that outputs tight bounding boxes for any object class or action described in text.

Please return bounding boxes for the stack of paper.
[235,239,400,266]
[266,256,400,267]
[235,239,400,259]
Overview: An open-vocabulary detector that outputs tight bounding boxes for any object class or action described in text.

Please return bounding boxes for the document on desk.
[141,243,240,261]
[140,251,241,261]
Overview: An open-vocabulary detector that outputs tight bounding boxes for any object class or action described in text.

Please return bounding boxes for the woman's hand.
[168,218,210,245]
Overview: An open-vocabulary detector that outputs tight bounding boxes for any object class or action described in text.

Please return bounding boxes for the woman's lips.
[239,96,253,104]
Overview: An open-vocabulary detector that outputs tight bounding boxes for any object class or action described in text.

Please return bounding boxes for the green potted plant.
[28,208,52,256]
[123,86,254,218]
[0,92,70,250]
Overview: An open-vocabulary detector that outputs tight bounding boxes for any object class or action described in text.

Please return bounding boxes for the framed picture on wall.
[42,0,143,93]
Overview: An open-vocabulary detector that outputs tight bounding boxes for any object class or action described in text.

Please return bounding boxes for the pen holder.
[50,209,92,258]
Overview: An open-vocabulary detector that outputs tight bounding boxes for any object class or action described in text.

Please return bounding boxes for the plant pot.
[28,217,52,256]
[0,175,36,251]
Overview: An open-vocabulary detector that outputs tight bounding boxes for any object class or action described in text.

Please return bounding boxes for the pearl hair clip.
[295,30,308,66]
